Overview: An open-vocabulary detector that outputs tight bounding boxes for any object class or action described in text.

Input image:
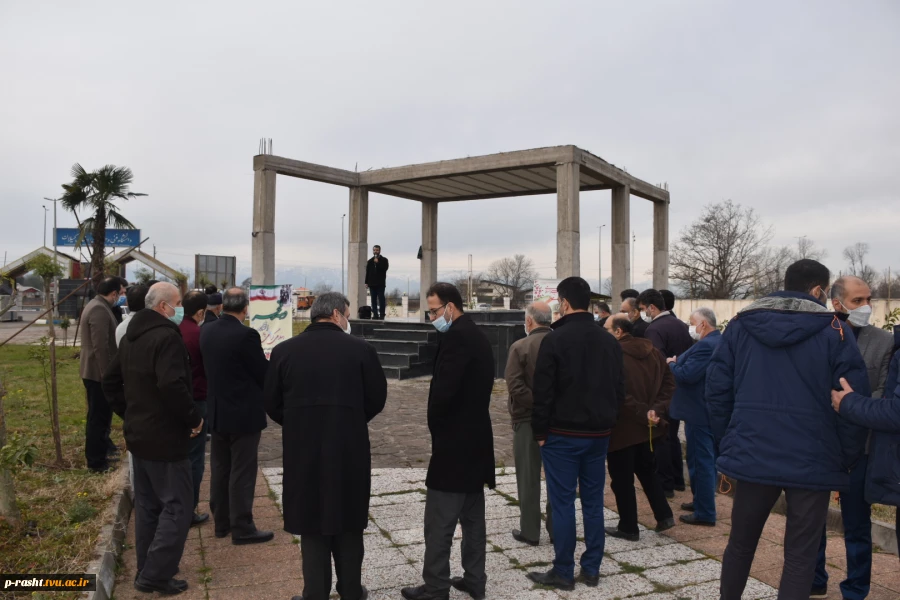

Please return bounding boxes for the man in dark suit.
[265,292,387,600]
[620,297,649,338]
[401,283,495,600]
[364,245,389,320]
[204,288,222,324]
[199,288,272,545]
[638,288,693,497]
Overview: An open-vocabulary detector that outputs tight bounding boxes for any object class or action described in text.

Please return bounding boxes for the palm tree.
[60,164,146,289]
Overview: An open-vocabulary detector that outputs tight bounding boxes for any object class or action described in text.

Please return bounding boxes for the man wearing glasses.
[402,283,496,600]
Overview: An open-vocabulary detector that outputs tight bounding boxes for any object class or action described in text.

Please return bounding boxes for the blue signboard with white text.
[55,228,142,248]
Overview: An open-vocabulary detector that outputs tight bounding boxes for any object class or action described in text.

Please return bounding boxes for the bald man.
[104,282,202,595]
[812,276,893,599]
[504,301,554,546]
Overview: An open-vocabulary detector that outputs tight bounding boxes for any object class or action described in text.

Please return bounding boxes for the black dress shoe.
[450,577,485,600]
[604,526,639,541]
[214,529,230,538]
[577,569,599,587]
[191,512,209,526]
[679,514,715,527]
[655,517,676,532]
[680,502,694,512]
[674,485,686,492]
[400,584,449,600]
[232,529,274,545]
[134,578,188,595]
[511,529,539,546]
[526,569,575,591]
[664,490,675,499]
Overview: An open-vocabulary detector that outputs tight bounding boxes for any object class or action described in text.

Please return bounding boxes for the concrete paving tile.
[556,573,655,599]
[207,578,303,600]
[603,530,676,554]
[874,565,900,592]
[676,578,777,599]
[484,567,543,597]
[867,583,900,599]
[643,559,722,586]
[503,544,557,566]
[390,526,427,546]
[202,541,300,568]
[484,503,523,520]
[361,562,421,591]
[206,559,299,589]
[364,530,397,551]
[610,543,705,569]
[684,532,730,558]
[370,501,427,520]
[748,566,782,589]
[870,551,900,575]
[748,540,784,572]
[361,545,411,568]
[372,515,427,532]
[661,523,726,544]
[485,516,524,535]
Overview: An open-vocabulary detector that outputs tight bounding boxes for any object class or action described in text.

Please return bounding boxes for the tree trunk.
[90,206,107,291]
[44,278,64,466]
[0,377,22,525]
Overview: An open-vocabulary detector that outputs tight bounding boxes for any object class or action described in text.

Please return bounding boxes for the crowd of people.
[77,255,900,599]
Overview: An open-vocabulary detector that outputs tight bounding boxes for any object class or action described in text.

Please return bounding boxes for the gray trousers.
[132,456,193,585]
[209,431,261,537]
[423,488,487,595]
[513,422,553,542]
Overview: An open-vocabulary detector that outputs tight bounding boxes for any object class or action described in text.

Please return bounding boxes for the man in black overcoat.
[402,283,496,600]
[199,288,272,545]
[265,292,387,600]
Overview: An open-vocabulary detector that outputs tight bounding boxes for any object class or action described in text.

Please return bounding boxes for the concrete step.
[376,329,437,342]
[382,363,432,380]
[369,339,436,358]
[377,353,424,368]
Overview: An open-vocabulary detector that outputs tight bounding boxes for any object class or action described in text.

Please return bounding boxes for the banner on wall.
[532,279,560,304]
[249,284,293,359]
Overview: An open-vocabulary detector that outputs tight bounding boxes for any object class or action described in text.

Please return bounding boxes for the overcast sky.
[2,1,898,291]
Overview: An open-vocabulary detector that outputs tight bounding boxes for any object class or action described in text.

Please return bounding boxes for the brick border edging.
[84,458,134,600]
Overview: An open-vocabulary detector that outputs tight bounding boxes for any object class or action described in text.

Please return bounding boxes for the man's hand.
[374,257,379,263]
[190,418,204,438]
[832,377,854,412]
[666,356,677,365]
[647,410,660,426]
[538,440,545,447]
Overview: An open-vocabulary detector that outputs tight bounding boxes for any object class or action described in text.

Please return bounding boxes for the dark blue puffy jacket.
[669,330,721,427]
[705,291,870,491]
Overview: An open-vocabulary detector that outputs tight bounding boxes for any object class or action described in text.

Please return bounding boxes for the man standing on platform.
[365,245,389,320]
[504,301,553,547]
[265,292,386,600]
[200,288,272,545]
[402,283,495,600]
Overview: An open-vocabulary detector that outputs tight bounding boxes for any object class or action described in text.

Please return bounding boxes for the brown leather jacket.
[609,334,675,453]
[504,326,551,424]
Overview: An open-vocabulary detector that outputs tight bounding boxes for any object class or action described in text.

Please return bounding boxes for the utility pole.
[42,206,49,247]
[44,198,61,316]
[341,214,346,295]
[598,225,606,293]
[468,254,473,307]
[152,245,157,279]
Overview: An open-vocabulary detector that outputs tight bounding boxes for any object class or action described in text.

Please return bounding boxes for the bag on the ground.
[358,306,373,320]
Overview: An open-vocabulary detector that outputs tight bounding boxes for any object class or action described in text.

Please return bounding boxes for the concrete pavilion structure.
[252,145,670,314]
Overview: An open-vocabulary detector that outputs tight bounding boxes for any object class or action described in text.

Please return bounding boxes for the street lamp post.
[598,225,606,293]
[341,214,346,295]
[43,206,49,247]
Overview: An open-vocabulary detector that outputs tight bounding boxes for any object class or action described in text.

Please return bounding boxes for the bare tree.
[311,282,333,296]
[450,271,483,307]
[874,268,900,299]
[670,200,773,299]
[796,237,827,261]
[752,245,795,296]
[484,255,538,308]
[843,243,878,288]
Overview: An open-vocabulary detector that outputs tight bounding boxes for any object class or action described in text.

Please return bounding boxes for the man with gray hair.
[103,282,202,595]
[200,288,272,545]
[266,292,386,600]
[504,301,554,546]
[812,275,893,599]
[667,307,722,527]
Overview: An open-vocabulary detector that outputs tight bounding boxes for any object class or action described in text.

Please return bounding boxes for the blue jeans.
[685,422,717,522]
[540,434,609,581]
[370,286,386,319]
[813,454,871,599]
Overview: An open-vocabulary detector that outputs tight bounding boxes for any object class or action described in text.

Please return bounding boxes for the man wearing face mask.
[666,307,721,528]
[265,292,386,600]
[620,297,649,338]
[707,260,870,599]
[200,288,273,546]
[103,282,203,595]
[810,276,893,600]
[402,283,495,600]
[504,302,554,547]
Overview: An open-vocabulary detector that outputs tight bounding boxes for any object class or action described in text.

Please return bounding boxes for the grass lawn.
[0,342,124,587]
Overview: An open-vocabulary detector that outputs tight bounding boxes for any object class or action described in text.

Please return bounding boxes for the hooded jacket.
[532,312,625,440]
[705,291,870,491]
[102,309,201,461]
[609,334,675,453]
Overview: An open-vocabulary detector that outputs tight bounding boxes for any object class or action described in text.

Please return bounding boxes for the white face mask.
[339,312,352,334]
[640,310,652,323]
[841,302,872,328]
[689,325,700,341]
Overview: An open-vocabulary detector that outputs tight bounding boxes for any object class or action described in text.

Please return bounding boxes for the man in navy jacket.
[706,259,870,600]
[668,307,721,527]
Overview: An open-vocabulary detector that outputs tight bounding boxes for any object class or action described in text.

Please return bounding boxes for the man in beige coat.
[80,276,124,472]
[504,301,553,546]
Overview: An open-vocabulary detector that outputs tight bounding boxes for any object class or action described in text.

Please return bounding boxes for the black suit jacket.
[200,314,269,434]
[426,314,496,493]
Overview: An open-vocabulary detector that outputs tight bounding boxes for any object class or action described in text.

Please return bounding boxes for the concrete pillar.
[610,184,631,301]
[347,187,369,315]
[252,169,277,285]
[402,295,409,318]
[503,296,511,310]
[556,162,580,279]
[420,201,438,307]
[653,200,669,289]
